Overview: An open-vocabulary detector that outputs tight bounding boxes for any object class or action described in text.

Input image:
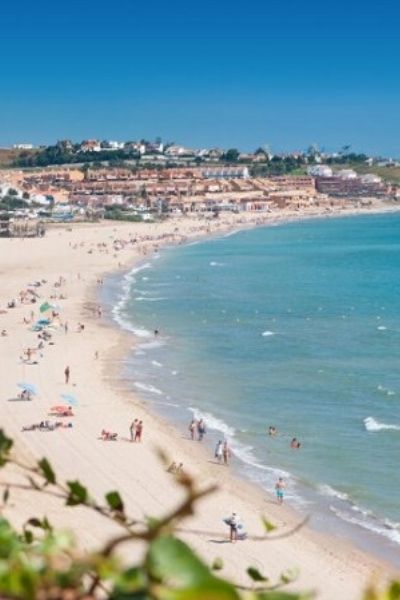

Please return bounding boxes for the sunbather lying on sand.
[100,429,118,441]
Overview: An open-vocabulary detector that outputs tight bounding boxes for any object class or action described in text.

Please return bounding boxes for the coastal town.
[0,138,398,235]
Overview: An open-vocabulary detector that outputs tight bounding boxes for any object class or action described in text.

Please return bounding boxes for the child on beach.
[275,477,285,504]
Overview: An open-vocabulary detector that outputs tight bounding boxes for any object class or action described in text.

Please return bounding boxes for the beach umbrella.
[60,393,78,406]
[39,302,52,313]
[17,382,38,395]
[37,318,50,326]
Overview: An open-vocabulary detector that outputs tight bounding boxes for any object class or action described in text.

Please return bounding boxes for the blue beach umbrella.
[60,393,78,406]
[17,382,38,396]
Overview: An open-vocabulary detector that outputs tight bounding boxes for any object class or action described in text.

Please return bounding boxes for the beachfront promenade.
[0,211,395,599]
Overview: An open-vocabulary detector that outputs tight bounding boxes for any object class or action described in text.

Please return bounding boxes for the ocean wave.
[377,385,396,396]
[318,484,349,502]
[329,506,400,545]
[364,417,400,432]
[262,330,276,337]
[187,407,289,477]
[151,360,163,367]
[111,263,153,336]
[135,297,167,302]
[188,407,235,438]
[134,382,163,395]
[138,340,165,350]
[377,325,387,331]
[209,261,225,267]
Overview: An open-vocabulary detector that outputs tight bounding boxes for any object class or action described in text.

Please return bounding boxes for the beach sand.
[0,207,398,599]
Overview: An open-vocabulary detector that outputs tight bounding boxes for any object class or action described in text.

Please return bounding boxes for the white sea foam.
[318,484,349,502]
[188,407,235,438]
[377,325,387,331]
[364,417,400,432]
[135,297,167,302]
[187,407,289,477]
[209,261,225,267]
[111,263,153,336]
[151,360,163,367]
[262,330,276,337]
[138,340,165,350]
[329,506,400,545]
[134,382,163,395]
[377,385,396,396]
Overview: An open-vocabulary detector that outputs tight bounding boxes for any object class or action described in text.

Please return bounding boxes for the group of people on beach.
[268,425,301,449]
[188,418,206,441]
[129,419,144,442]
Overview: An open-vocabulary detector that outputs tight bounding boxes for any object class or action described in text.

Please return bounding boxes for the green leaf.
[105,491,124,512]
[148,535,210,586]
[147,536,240,599]
[0,430,13,466]
[161,580,241,600]
[211,557,224,571]
[261,516,276,533]
[23,530,34,544]
[38,457,56,485]
[66,480,88,506]
[247,566,269,582]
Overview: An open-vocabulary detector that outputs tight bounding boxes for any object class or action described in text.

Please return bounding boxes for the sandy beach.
[0,205,398,599]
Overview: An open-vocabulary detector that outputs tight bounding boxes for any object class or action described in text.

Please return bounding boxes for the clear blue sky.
[1,0,399,155]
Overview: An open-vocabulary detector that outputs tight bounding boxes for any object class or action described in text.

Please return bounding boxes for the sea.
[102,212,400,566]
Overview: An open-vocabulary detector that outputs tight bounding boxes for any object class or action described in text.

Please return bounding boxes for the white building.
[12,143,34,150]
[308,165,333,178]
[336,169,358,179]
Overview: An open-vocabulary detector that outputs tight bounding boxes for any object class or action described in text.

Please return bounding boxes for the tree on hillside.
[223,148,240,162]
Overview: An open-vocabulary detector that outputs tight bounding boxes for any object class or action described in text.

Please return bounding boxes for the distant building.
[80,140,101,152]
[308,165,333,178]
[201,167,249,179]
[12,143,34,150]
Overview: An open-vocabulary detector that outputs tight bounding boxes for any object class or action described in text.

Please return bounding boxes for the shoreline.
[101,207,400,570]
[0,205,398,599]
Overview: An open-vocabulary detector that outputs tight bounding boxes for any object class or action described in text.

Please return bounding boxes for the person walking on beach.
[189,419,196,440]
[64,366,70,384]
[223,441,231,466]
[135,420,143,442]
[197,419,206,441]
[215,440,223,463]
[275,477,285,505]
[228,512,239,543]
[130,419,138,442]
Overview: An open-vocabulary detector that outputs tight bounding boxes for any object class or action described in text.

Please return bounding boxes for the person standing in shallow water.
[215,440,223,463]
[189,419,196,440]
[275,477,285,504]
[64,366,70,384]
[223,441,231,466]
[197,419,206,441]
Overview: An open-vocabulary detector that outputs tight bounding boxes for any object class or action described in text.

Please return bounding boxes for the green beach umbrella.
[39,302,52,313]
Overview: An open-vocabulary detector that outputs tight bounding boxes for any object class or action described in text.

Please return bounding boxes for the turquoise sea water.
[107,213,400,564]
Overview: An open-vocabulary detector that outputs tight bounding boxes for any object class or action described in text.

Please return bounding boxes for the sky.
[1,0,400,156]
